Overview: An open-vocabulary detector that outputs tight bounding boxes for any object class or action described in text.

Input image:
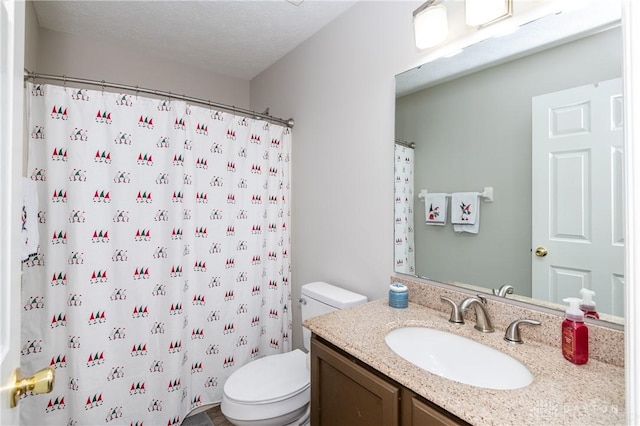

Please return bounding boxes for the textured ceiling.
[32,1,357,80]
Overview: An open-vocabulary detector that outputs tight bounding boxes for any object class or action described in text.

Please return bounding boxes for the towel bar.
[418,187,494,203]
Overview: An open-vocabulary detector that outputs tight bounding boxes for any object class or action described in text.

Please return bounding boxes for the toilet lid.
[224,349,310,404]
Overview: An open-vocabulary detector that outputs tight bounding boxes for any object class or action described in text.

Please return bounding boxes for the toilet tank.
[300,281,367,351]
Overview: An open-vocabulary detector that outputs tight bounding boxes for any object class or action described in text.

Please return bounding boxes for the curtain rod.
[395,139,415,149]
[24,69,294,129]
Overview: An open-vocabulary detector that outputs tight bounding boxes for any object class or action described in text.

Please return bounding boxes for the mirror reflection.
[394,10,624,323]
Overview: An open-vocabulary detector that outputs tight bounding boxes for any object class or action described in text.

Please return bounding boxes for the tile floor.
[205,404,234,426]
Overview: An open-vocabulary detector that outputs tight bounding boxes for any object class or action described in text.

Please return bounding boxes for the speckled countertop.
[305,299,625,426]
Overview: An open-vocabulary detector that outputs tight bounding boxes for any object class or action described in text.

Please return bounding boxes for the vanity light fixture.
[465,0,513,27]
[413,0,449,49]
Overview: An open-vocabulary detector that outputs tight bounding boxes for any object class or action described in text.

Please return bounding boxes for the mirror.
[394,2,624,324]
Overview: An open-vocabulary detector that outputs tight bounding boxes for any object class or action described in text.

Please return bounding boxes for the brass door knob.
[535,247,548,257]
[9,367,55,408]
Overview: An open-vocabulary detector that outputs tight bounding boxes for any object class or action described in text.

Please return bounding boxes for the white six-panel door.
[532,78,624,316]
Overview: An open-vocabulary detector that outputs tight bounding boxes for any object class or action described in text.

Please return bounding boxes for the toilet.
[220,281,367,426]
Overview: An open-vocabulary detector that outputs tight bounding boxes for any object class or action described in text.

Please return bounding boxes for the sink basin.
[385,327,533,390]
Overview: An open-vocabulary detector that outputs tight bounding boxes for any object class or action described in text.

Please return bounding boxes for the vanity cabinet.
[311,335,469,426]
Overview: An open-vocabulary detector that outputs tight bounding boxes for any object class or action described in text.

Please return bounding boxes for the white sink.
[385,327,533,390]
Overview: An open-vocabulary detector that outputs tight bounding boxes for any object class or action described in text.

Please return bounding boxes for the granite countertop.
[304,299,625,426]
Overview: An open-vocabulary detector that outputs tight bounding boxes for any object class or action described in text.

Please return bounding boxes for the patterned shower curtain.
[394,143,415,274]
[22,82,292,426]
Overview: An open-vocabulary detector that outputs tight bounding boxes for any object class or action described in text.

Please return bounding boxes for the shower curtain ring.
[62,75,67,87]
[101,80,105,93]
[135,86,139,98]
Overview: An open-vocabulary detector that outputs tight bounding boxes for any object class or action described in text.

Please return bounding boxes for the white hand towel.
[424,193,447,225]
[452,192,480,234]
[22,177,40,260]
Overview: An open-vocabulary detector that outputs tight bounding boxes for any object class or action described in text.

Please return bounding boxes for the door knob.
[535,247,548,257]
[9,367,55,408]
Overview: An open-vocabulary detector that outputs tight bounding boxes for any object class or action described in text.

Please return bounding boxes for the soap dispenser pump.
[579,288,600,319]
[562,297,589,365]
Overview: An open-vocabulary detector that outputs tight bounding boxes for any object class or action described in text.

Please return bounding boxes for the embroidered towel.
[22,177,39,260]
[452,192,480,234]
[424,193,447,225]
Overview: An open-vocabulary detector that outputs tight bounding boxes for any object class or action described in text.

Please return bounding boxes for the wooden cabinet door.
[311,337,400,426]
[401,388,468,426]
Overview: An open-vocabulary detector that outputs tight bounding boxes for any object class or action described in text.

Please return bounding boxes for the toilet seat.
[222,349,310,425]
[224,349,309,404]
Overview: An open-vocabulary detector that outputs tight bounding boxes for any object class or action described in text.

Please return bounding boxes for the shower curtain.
[394,143,415,274]
[21,83,292,425]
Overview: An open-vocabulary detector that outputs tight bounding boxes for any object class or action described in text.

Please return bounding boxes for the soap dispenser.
[579,288,600,319]
[562,297,589,365]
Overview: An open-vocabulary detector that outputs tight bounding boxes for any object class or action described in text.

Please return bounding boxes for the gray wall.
[395,28,621,296]
[250,1,433,350]
[27,23,250,109]
[25,2,39,71]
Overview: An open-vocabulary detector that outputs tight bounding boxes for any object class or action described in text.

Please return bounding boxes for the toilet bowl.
[220,282,367,426]
[221,349,310,426]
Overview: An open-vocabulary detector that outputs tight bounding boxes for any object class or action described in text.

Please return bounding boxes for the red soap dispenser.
[562,297,589,365]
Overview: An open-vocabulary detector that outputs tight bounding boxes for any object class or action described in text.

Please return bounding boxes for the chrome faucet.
[460,295,494,333]
[504,319,541,344]
[440,296,464,324]
[493,284,514,297]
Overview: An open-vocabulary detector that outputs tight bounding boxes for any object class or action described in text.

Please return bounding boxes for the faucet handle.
[440,296,464,324]
[504,319,541,344]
